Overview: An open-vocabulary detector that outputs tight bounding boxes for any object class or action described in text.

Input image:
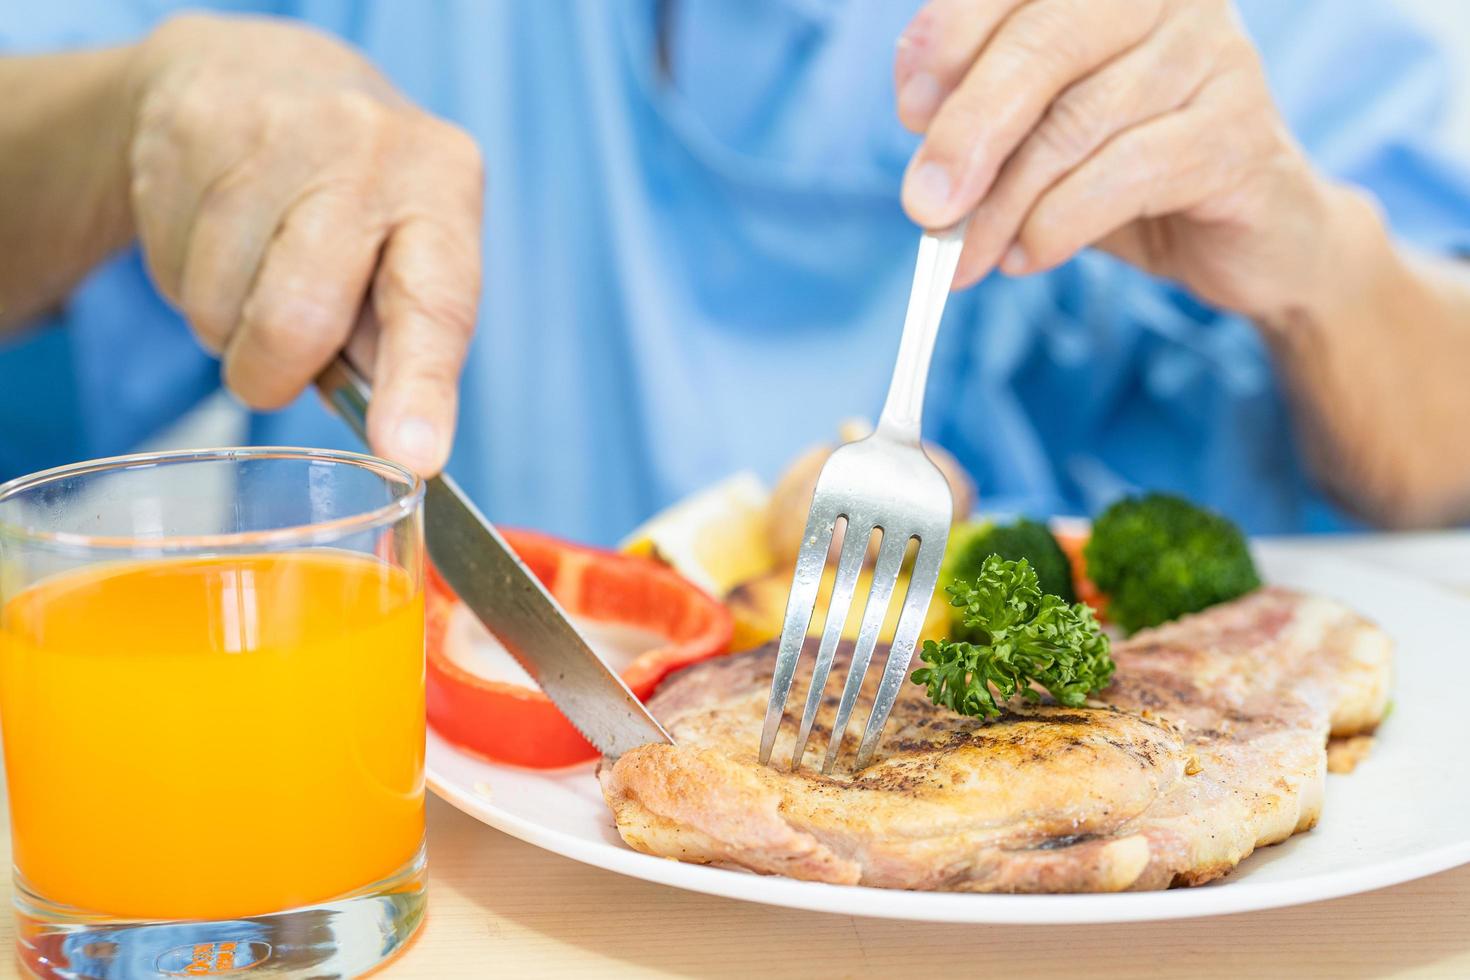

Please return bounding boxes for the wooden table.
[5,535,1470,978]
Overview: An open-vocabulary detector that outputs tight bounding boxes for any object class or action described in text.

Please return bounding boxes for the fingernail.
[906,161,953,221]
[894,35,920,82]
[895,12,933,81]
[1002,243,1028,275]
[390,416,441,471]
[898,72,942,122]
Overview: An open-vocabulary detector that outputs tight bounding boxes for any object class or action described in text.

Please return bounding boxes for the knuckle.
[333,87,393,133]
[317,179,394,243]
[258,88,380,151]
[1214,32,1257,73]
[421,119,485,185]
[333,95,406,165]
[380,270,476,343]
[131,87,173,142]
[237,304,295,362]
[284,295,350,353]
[255,88,305,140]
[1036,84,1109,161]
[378,230,479,338]
[394,278,477,342]
[288,180,372,240]
[239,290,337,364]
[163,82,223,139]
[442,123,483,168]
[197,161,259,216]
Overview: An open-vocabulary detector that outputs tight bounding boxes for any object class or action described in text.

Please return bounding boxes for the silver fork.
[759,219,970,773]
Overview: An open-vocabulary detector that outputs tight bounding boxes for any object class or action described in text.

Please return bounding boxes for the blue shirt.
[3,1,1469,543]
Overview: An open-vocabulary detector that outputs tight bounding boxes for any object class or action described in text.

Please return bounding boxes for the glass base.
[14,846,426,979]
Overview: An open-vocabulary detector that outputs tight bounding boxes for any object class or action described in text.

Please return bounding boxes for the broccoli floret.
[1084,493,1260,635]
[944,517,1075,604]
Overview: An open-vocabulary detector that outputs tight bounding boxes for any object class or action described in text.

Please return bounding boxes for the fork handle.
[876,218,971,444]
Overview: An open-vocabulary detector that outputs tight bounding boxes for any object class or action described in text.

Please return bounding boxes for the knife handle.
[316,355,374,446]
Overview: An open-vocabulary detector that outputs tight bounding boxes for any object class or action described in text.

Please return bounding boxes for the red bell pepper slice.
[426,528,733,768]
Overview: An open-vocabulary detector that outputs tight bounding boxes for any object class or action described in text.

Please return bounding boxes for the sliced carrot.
[1053,526,1109,621]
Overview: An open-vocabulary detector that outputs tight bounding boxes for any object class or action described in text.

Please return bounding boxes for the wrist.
[1255,176,1398,336]
[105,44,148,236]
[51,44,146,259]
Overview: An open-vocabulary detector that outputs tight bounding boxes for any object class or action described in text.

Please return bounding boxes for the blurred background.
[1403,0,1470,156]
[139,0,1470,458]
[5,1,1470,544]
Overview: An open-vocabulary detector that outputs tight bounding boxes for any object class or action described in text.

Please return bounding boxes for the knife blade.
[316,355,673,758]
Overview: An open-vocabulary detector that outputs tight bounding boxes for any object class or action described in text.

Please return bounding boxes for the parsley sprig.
[911,555,1114,719]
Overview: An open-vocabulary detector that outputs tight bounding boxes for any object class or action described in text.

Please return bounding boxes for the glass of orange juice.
[0,447,427,979]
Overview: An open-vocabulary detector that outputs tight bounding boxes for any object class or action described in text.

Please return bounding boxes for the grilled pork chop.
[599,587,1391,892]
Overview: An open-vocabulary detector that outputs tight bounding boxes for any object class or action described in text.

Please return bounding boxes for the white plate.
[427,543,1470,923]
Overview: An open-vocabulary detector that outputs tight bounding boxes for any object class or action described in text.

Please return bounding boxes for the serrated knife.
[317,355,673,758]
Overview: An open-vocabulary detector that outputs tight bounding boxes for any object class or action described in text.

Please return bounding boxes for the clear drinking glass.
[0,448,427,979]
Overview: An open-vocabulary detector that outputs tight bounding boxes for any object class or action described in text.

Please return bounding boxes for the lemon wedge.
[620,472,774,599]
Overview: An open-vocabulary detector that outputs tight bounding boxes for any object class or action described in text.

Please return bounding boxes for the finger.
[221,187,385,410]
[175,173,300,353]
[1005,99,1239,276]
[366,216,481,475]
[902,0,1164,229]
[343,306,381,376]
[164,96,405,351]
[952,10,1218,288]
[895,0,1027,132]
[1093,224,1156,272]
[129,87,259,302]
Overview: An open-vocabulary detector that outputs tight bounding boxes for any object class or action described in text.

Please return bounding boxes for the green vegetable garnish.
[911,555,1113,720]
[1084,492,1260,635]
[944,517,1075,603]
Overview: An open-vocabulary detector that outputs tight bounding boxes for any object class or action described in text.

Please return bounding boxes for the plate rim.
[426,544,1470,923]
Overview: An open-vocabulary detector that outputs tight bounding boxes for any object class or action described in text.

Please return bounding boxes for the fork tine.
[821,530,908,773]
[789,520,875,769]
[758,501,840,765]
[854,532,947,769]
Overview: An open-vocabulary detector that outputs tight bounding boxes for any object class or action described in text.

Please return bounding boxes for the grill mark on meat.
[1101,734,1159,768]
[1021,713,1092,726]
[600,586,1393,893]
[1027,833,1101,851]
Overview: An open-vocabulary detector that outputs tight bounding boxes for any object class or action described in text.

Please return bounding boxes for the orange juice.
[0,551,425,920]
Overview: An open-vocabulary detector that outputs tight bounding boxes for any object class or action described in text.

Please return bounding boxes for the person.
[2,1,1469,545]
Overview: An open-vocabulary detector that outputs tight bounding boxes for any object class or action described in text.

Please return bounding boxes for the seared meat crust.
[600,587,1392,892]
